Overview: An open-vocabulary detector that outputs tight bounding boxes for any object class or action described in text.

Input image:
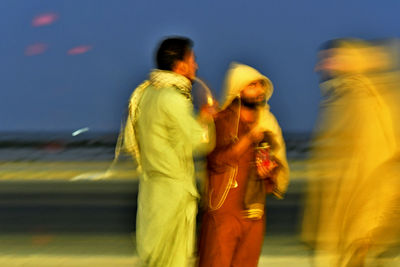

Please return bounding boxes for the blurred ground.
[0,133,314,266]
[0,234,313,267]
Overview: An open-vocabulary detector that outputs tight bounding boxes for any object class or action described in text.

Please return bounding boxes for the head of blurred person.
[155,37,198,81]
[315,39,391,81]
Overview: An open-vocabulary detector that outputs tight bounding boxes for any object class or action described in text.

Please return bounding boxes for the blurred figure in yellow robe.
[302,38,400,267]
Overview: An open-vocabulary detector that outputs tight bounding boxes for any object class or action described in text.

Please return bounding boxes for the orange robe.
[198,106,265,267]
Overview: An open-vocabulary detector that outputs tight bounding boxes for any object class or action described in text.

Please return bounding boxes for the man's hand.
[257,160,278,178]
[199,102,218,123]
[248,125,265,144]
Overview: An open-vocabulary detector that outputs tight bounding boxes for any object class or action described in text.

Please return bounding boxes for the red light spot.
[32,13,59,27]
[32,235,54,245]
[25,43,48,56]
[67,45,93,55]
[42,141,65,153]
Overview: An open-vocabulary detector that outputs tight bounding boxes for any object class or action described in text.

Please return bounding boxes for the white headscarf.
[115,69,192,171]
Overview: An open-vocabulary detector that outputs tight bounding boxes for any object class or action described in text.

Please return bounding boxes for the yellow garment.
[366,152,400,264]
[302,73,398,267]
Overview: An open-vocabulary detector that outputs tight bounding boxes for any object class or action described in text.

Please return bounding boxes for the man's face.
[181,50,198,81]
[240,80,266,103]
[239,80,266,124]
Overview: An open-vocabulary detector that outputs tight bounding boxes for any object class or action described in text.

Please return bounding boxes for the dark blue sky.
[1,0,400,133]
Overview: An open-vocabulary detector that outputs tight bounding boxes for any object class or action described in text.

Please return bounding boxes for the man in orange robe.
[198,63,289,267]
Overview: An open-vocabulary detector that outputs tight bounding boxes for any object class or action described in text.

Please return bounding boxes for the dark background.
[2,0,400,135]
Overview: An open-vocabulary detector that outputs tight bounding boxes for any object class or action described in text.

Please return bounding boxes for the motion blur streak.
[302,38,400,267]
